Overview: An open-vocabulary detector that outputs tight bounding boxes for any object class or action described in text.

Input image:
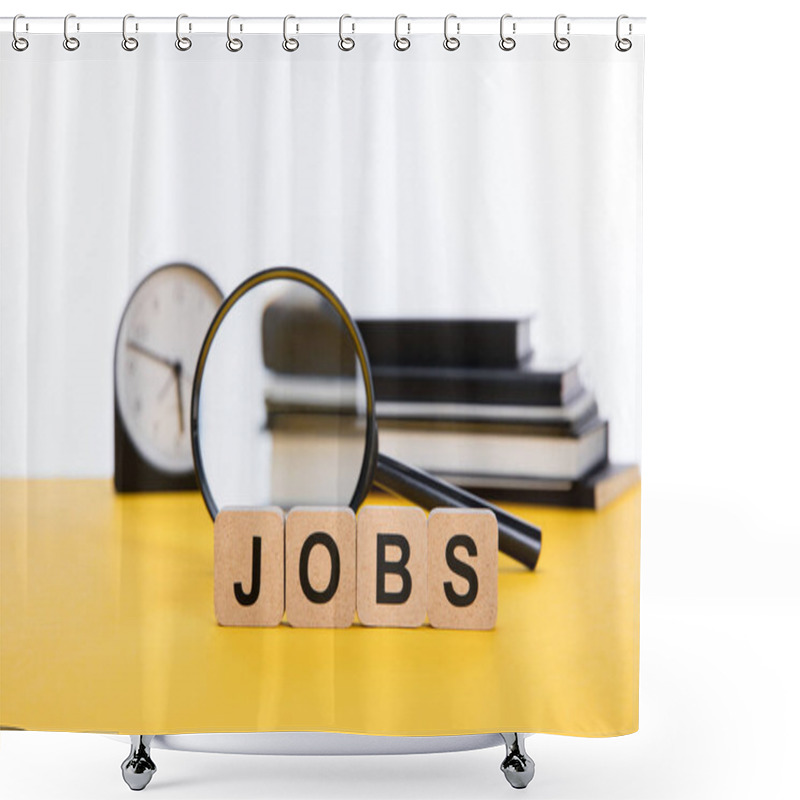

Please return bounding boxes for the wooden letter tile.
[214,507,285,627]
[357,505,427,628]
[427,509,498,630]
[285,508,356,628]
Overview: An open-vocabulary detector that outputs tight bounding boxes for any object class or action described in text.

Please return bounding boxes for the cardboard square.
[427,509,498,630]
[214,507,285,627]
[285,507,356,628]
[357,505,427,627]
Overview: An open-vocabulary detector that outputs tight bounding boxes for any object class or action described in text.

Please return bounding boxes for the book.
[434,462,641,510]
[263,375,362,417]
[356,317,534,368]
[376,416,608,481]
[371,360,582,407]
[376,388,598,431]
[265,408,616,504]
[262,294,357,377]
[377,400,600,439]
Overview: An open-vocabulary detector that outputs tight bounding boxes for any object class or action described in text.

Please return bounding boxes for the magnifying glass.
[191,268,541,569]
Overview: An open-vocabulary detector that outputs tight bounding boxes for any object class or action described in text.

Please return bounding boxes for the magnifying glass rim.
[190,266,379,520]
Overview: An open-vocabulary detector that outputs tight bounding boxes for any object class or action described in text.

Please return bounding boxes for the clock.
[114,263,223,492]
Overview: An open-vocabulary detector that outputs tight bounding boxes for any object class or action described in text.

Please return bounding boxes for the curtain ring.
[63,13,80,51]
[12,14,29,52]
[499,14,516,51]
[615,15,632,52]
[394,14,410,51]
[443,14,460,51]
[283,15,299,52]
[338,14,355,51]
[122,14,139,51]
[175,14,192,51]
[226,15,243,52]
[553,14,570,52]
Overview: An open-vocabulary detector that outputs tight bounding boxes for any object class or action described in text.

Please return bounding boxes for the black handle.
[374,453,541,570]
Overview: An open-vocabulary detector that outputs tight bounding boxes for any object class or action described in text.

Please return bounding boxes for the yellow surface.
[0,480,640,737]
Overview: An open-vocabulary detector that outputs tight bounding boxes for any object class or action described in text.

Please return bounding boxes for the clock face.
[115,265,223,474]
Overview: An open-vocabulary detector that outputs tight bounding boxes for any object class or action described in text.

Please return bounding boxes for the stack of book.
[356,317,639,510]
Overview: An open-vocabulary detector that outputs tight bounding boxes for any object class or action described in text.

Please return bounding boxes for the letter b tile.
[427,509,498,630]
[357,506,427,628]
[214,507,285,627]
[285,508,356,628]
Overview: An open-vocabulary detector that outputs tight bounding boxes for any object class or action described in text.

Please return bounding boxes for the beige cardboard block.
[357,506,427,628]
[285,507,356,628]
[214,507,285,627]
[427,509,498,630]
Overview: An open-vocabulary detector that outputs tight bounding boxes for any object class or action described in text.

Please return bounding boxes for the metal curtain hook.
[615,14,632,51]
[63,13,80,51]
[122,14,139,51]
[176,14,192,51]
[12,14,29,51]
[283,15,299,52]
[553,14,570,52]
[338,14,355,51]
[499,13,516,51]
[227,15,243,51]
[394,14,410,51]
[443,13,460,51]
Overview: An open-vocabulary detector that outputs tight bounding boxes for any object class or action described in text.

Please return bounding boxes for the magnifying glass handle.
[374,453,541,570]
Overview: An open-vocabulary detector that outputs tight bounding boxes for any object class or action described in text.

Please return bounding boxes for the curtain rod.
[1,16,646,37]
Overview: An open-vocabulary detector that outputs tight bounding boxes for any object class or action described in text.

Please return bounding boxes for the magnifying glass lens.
[193,273,373,515]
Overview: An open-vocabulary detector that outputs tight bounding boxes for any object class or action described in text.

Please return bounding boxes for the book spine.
[372,367,578,407]
[376,411,599,439]
[375,399,600,436]
[356,319,533,368]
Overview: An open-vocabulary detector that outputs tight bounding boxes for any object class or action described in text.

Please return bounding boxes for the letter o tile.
[285,507,356,628]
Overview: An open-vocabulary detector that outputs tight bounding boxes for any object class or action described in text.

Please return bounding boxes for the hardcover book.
[371,360,583,407]
[437,462,641,510]
[356,317,534,368]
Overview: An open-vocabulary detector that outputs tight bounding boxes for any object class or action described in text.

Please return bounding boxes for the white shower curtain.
[1,29,642,476]
[0,19,644,744]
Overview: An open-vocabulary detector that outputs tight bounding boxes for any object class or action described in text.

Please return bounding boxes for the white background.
[1,2,799,799]
[0,6,643,476]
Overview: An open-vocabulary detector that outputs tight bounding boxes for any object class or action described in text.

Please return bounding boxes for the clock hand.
[157,372,174,401]
[127,340,175,369]
[174,362,185,434]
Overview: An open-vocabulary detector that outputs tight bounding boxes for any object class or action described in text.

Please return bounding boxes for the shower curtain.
[0,18,643,742]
